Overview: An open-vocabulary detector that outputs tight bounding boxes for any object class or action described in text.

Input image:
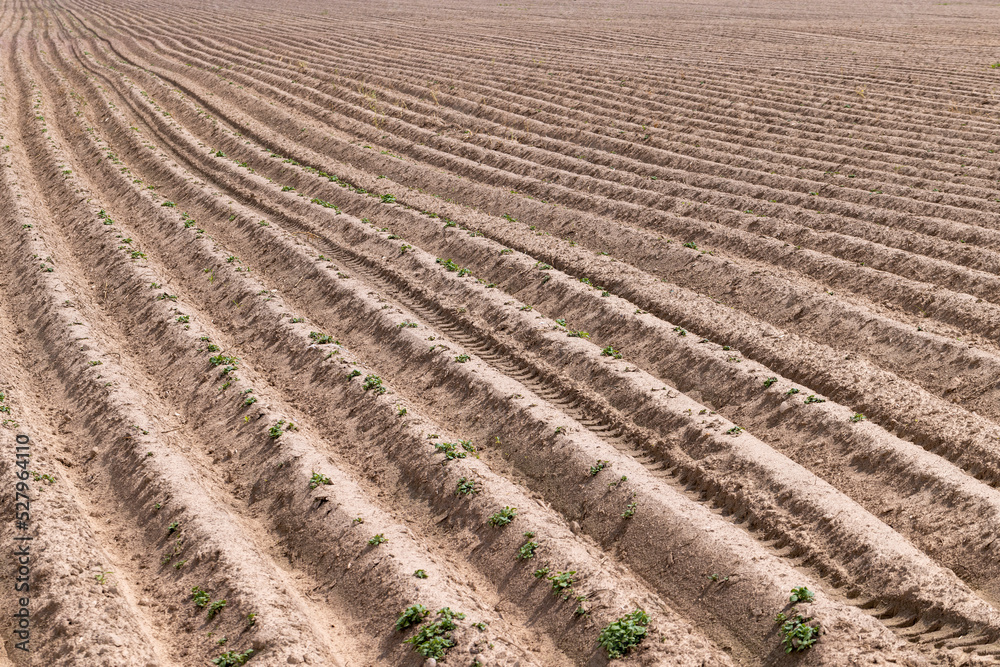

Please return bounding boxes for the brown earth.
[1,0,1000,664]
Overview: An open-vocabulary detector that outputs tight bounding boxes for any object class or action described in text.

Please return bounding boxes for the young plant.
[546,570,576,599]
[434,442,466,462]
[191,586,211,608]
[309,471,332,489]
[804,394,826,404]
[207,600,227,619]
[763,377,777,388]
[516,535,540,560]
[789,586,815,603]
[598,609,649,659]
[488,506,517,527]
[588,460,609,476]
[780,615,820,653]
[368,533,387,546]
[621,501,638,519]
[402,607,465,659]
[413,569,428,579]
[212,650,253,667]
[600,345,623,359]
[455,477,481,495]
[850,412,865,422]
[309,331,334,344]
[268,420,286,439]
[454,354,470,363]
[396,604,430,631]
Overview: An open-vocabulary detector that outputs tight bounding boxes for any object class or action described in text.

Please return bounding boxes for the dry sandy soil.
[1,0,1000,664]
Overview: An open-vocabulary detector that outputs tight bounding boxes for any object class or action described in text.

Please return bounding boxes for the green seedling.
[362,374,386,395]
[396,604,430,631]
[785,387,800,396]
[168,522,180,534]
[435,442,466,461]
[309,471,332,489]
[308,331,334,344]
[726,426,743,435]
[488,507,517,527]
[789,586,815,603]
[207,600,227,619]
[763,377,777,388]
[601,345,623,359]
[268,421,286,439]
[191,586,211,608]
[209,355,238,367]
[402,607,465,659]
[455,477,480,495]
[589,460,609,476]
[850,412,865,422]
[454,354,470,363]
[368,533,387,546]
[781,615,820,653]
[212,649,253,667]
[673,326,687,336]
[598,609,649,659]
[546,570,575,599]
[347,369,362,380]
[621,501,638,519]
[804,394,825,404]
[516,536,539,560]
[414,569,428,579]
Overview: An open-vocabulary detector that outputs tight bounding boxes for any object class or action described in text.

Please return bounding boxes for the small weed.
[414,569,428,579]
[726,426,743,435]
[95,569,112,585]
[168,522,180,534]
[246,612,257,627]
[488,506,517,527]
[850,412,865,422]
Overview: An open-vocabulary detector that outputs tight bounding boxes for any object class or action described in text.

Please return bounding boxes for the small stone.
[424,660,437,667]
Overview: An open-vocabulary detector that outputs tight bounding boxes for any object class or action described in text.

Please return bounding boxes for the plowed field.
[2,0,1000,664]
